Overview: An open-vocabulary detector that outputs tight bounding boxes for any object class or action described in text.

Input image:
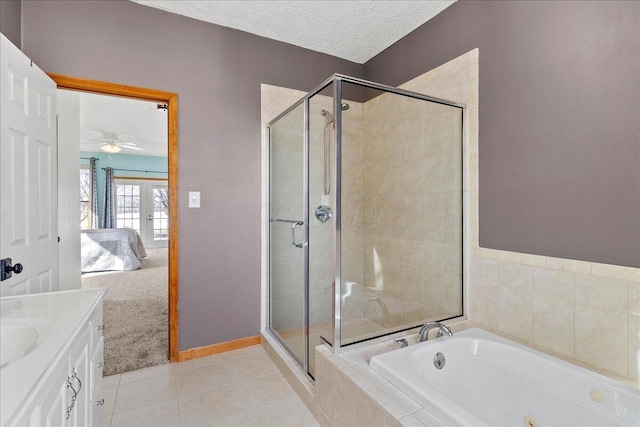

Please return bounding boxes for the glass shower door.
[268,103,308,368]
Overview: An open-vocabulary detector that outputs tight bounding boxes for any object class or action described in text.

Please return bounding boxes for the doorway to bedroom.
[54,74,179,376]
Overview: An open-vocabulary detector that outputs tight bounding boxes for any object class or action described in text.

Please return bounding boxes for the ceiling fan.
[88,131,144,153]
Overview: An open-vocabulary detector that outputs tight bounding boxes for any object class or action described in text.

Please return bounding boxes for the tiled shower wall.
[359,88,463,320]
[262,47,639,382]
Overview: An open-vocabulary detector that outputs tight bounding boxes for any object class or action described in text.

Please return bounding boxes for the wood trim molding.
[177,335,262,362]
[49,73,181,362]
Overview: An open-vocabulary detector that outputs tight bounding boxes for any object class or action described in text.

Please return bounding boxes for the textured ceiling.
[131,0,456,63]
[79,92,168,157]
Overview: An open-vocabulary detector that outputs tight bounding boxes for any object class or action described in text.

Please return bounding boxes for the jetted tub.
[370,328,639,426]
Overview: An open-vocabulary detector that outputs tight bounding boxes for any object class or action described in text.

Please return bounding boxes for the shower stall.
[267,74,464,379]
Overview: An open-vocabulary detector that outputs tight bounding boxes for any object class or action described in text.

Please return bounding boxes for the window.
[114,178,168,248]
[116,182,141,233]
[80,166,91,229]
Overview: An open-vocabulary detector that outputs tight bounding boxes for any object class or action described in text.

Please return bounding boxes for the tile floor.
[99,345,320,427]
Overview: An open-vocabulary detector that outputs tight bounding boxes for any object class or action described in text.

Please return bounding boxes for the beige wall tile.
[366,384,421,419]
[315,352,334,422]
[545,257,592,274]
[333,369,357,426]
[533,268,575,301]
[340,362,387,391]
[532,294,574,357]
[508,251,546,268]
[355,389,386,427]
[477,247,510,261]
[575,274,628,311]
[399,409,446,426]
[467,283,499,329]
[424,270,446,311]
[630,282,640,310]
[628,312,640,381]
[575,304,627,376]
[498,288,532,341]
[498,262,533,291]
[591,263,640,283]
[469,256,499,286]
[386,413,404,427]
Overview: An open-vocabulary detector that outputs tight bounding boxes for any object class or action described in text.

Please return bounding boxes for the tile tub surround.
[469,251,640,380]
[264,320,638,427]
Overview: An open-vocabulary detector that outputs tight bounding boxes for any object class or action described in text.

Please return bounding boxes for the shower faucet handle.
[315,205,332,224]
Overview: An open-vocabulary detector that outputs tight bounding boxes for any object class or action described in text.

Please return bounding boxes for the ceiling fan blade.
[123,145,144,151]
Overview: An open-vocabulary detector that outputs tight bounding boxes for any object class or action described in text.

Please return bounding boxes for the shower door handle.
[290,221,305,248]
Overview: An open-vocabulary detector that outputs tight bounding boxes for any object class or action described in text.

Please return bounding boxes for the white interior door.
[115,178,168,248]
[0,33,58,296]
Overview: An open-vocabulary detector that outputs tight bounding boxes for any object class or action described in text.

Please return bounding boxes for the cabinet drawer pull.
[72,367,83,394]
[96,325,105,331]
[66,377,78,419]
[96,399,105,406]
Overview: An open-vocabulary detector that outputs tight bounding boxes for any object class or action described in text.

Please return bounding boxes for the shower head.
[321,103,350,120]
[321,109,333,122]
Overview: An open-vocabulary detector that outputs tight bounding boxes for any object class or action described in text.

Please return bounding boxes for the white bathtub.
[370,328,639,426]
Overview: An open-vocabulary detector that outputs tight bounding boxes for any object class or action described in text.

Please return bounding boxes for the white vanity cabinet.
[1,289,106,427]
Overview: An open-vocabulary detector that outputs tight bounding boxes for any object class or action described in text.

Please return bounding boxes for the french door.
[115,178,168,248]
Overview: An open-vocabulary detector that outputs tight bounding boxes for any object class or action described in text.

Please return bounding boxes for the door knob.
[1,258,23,281]
[7,263,23,274]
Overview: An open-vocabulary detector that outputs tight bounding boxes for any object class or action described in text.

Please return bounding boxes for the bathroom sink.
[0,319,50,369]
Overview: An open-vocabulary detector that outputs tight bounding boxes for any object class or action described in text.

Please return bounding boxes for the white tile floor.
[99,345,320,427]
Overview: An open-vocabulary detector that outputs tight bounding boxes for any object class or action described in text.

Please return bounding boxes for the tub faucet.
[418,322,453,342]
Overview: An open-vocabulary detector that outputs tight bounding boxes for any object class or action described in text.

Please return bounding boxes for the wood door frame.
[49,73,180,362]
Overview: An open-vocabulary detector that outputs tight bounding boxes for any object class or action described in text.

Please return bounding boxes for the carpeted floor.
[82,247,169,376]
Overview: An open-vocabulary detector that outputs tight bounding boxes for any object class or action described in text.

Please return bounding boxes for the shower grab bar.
[270,218,306,248]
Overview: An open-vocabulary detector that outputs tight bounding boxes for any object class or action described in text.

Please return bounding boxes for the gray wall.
[365,0,640,268]
[20,0,362,350]
[0,0,21,47]
[16,0,640,352]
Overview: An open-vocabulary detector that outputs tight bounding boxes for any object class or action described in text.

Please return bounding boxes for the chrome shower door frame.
[267,73,466,368]
[266,93,317,378]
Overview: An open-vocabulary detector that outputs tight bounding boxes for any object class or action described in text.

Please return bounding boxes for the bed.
[81,228,147,273]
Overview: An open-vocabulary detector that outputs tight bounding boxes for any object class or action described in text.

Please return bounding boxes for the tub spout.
[418,322,452,342]
[367,297,391,322]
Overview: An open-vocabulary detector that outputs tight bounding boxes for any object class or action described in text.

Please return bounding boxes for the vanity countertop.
[0,288,106,425]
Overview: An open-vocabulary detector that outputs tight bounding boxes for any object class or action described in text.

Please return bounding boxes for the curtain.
[102,167,116,228]
[89,157,99,229]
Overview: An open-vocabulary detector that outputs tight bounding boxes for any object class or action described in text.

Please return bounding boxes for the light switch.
[188,191,201,208]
